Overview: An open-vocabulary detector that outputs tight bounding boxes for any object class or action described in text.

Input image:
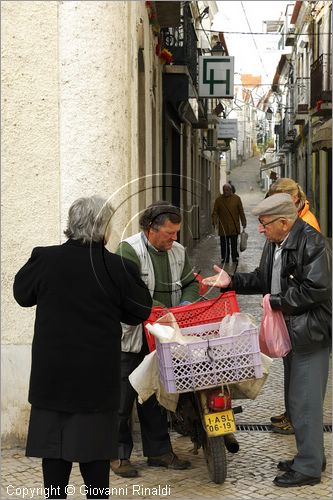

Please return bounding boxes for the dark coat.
[212,194,247,236]
[233,218,331,353]
[13,239,152,413]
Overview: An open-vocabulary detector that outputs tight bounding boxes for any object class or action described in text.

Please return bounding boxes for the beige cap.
[252,193,298,217]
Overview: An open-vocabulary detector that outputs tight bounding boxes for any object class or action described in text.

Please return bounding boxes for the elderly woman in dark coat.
[13,195,152,499]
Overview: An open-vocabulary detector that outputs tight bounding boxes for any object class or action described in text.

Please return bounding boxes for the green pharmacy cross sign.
[199,56,234,98]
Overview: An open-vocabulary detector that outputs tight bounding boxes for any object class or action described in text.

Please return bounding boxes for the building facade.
[271,0,332,235]
[2,0,226,444]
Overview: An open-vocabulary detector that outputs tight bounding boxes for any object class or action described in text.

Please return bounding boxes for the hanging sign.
[198,56,234,98]
[217,119,238,138]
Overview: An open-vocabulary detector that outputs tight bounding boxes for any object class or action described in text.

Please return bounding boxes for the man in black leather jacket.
[203,193,331,488]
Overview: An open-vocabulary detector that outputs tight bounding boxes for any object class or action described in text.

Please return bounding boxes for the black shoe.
[147,451,191,470]
[278,458,326,473]
[273,470,321,487]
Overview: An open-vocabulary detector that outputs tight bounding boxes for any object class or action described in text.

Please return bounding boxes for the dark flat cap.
[252,193,298,217]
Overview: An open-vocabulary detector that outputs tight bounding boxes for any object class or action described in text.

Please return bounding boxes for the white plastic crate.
[156,322,262,393]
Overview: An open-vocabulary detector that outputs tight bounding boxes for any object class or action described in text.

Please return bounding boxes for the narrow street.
[2,0,332,498]
[1,156,331,499]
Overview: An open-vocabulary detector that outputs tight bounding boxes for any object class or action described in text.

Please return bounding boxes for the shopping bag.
[239,229,248,252]
[259,294,291,358]
[230,353,273,399]
[218,312,257,337]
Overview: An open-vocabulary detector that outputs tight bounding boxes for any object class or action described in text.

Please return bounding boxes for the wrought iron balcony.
[294,77,310,111]
[160,4,198,87]
[293,77,310,123]
[310,53,332,109]
[285,27,295,46]
[276,115,295,152]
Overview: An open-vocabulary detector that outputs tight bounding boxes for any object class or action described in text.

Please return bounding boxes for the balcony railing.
[294,77,310,113]
[277,115,286,148]
[160,4,198,86]
[310,53,332,108]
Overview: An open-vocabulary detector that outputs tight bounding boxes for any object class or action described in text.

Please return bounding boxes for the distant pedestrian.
[266,178,321,436]
[270,171,278,182]
[228,180,236,193]
[212,184,247,264]
[13,195,152,499]
[203,193,331,488]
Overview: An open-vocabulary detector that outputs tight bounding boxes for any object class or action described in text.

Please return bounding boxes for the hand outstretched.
[202,265,231,288]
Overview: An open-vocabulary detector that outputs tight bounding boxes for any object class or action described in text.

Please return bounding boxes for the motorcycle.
[145,289,261,484]
[171,386,242,484]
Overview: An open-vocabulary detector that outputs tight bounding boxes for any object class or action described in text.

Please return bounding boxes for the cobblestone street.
[1,156,331,499]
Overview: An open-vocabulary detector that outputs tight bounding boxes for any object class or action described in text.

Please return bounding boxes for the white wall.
[1,0,60,445]
[1,0,160,444]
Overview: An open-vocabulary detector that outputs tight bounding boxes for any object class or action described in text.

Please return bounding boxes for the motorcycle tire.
[202,435,227,484]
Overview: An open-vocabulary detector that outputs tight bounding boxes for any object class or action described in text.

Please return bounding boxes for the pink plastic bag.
[259,294,291,358]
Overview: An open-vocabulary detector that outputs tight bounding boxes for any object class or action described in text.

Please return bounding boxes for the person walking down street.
[202,193,331,488]
[267,178,321,436]
[212,183,247,264]
[228,180,236,193]
[13,196,152,499]
[112,201,199,478]
[269,171,278,183]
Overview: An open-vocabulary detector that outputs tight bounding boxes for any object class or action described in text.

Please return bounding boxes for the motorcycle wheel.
[202,435,227,484]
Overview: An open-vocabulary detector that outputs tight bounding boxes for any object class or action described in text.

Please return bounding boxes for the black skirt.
[26,406,118,463]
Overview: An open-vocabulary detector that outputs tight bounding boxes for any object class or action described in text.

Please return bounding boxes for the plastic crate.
[155,322,262,393]
[144,291,239,352]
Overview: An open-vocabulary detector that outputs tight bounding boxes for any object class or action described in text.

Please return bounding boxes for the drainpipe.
[322,4,331,91]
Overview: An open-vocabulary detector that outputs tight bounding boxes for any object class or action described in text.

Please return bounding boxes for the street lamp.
[275,109,282,125]
[210,41,225,56]
[266,107,274,121]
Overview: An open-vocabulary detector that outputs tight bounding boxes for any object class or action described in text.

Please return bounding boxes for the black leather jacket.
[233,218,332,353]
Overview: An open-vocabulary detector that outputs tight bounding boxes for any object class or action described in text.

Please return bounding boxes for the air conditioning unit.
[206,129,217,150]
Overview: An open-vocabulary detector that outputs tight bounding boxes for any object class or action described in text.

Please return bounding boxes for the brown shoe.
[147,451,191,469]
[271,417,294,435]
[111,459,138,478]
[270,412,287,424]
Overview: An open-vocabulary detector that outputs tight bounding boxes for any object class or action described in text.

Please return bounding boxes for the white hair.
[64,195,113,243]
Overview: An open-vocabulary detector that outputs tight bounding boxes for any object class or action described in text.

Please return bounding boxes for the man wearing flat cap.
[203,192,331,488]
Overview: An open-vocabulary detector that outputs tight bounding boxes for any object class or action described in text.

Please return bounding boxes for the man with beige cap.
[203,193,331,488]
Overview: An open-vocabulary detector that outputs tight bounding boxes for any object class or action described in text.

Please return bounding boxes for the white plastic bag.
[129,351,179,411]
[240,230,248,252]
[145,312,198,344]
[218,312,258,337]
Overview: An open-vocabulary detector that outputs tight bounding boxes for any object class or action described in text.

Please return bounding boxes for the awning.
[260,160,283,174]
[312,118,332,151]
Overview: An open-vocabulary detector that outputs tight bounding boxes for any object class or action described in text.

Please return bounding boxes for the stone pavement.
[1,156,331,499]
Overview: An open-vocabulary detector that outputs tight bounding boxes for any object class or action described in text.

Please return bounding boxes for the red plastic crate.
[144,291,240,352]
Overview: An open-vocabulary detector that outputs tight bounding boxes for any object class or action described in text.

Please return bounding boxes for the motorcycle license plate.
[204,409,236,437]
